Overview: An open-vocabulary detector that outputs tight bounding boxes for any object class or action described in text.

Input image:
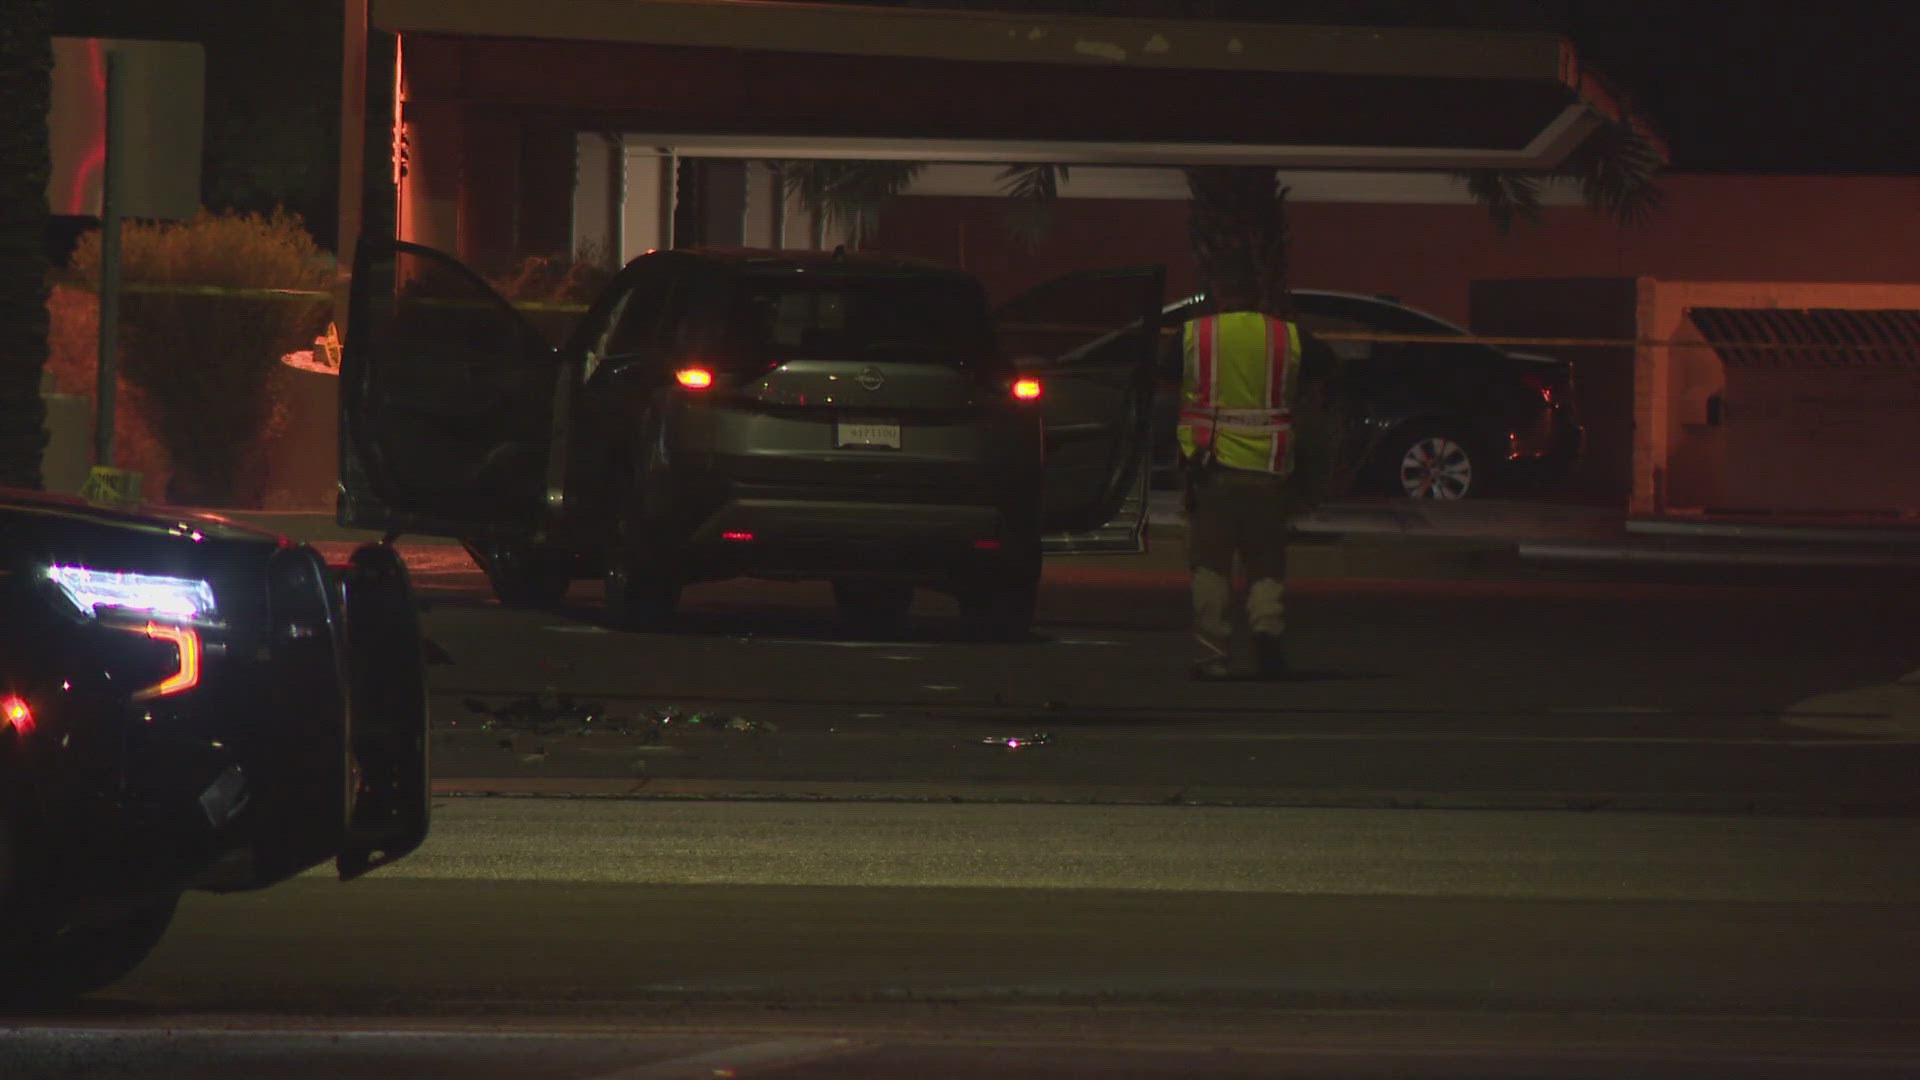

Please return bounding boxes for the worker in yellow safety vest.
[1177,282,1337,680]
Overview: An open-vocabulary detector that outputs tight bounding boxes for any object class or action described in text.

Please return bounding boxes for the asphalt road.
[12,542,1914,1076]
[410,556,1920,813]
[12,799,1920,1077]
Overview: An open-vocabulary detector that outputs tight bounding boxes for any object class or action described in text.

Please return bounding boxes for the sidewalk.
[1150,489,1920,572]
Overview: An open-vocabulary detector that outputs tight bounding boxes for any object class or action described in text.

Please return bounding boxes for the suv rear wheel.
[603,501,681,631]
[465,541,571,608]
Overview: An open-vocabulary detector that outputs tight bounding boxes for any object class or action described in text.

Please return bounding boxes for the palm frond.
[776,160,926,248]
[998,163,1068,247]
[1566,118,1666,229]
[1456,169,1543,236]
[1183,166,1289,311]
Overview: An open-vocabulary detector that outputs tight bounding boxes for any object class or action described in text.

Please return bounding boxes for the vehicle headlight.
[45,565,216,700]
[46,565,219,625]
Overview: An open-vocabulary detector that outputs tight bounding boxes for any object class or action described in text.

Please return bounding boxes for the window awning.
[1687,307,1920,367]
[373,0,1656,171]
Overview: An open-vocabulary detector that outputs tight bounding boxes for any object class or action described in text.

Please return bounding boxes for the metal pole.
[657,147,676,252]
[768,162,786,248]
[94,49,126,470]
[603,133,624,269]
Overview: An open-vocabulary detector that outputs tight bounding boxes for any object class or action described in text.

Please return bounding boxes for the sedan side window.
[1292,311,1377,364]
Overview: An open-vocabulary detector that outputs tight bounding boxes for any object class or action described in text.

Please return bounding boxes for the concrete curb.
[1782,668,1920,740]
[1630,517,1920,544]
[426,777,1920,817]
[1520,540,1920,570]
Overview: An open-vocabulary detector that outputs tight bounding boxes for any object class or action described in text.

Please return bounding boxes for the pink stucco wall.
[870,174,1920,328]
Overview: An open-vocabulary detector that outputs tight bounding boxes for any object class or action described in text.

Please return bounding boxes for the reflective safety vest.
[1177,311,1305,476]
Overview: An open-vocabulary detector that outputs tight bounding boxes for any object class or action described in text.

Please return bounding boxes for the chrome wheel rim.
[1399,436,1472,500]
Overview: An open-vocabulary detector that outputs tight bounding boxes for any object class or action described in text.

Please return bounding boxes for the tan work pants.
[1186,466,1299,664]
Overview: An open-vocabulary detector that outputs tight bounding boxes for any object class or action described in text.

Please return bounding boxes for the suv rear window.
[725,272,995,367]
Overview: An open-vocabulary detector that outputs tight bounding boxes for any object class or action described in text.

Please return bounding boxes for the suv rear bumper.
[698,498,1002,542]
[681,497,1008,578]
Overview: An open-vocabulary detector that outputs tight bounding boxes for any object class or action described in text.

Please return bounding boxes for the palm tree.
[779,159,1071,251]
[1182,164,1292,314]
[775,113,1662,310]
[1457,115,1667,237]
[777,160,926,249]
[1187,113,1665,316]
[0,0,52,489]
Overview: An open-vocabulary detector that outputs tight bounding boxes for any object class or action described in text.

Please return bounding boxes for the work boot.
[1253,635,1288,680]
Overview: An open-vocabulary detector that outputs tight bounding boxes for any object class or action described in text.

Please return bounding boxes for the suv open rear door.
[997,267,1165,554]
[339,240,566,542]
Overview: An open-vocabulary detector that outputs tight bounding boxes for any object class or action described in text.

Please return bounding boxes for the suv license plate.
[837,422,901,449]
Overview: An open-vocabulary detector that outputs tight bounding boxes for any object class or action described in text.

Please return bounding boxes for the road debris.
[449,695,773,739]
[457,692,637,737]
[979,733,1051,750]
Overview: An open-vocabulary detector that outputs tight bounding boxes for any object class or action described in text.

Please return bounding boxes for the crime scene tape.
[1002,322,1920,355]
[103,285,1920,355]
[79,466,143,509]
[115,282,593,312]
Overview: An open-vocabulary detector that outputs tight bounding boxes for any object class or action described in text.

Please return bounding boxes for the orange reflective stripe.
[1196,315,1216,409]
[1268,319,1286,471]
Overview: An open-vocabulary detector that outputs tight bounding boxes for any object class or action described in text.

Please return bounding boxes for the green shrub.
[66,209,330,506]
[43,285,174,494]
[487,249,611,347]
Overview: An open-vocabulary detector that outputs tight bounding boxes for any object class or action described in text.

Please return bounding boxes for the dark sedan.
[0,489,428,1003]
[1154,290,1581,499]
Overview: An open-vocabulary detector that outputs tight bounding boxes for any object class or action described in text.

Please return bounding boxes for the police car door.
[997,267,1165,553]
[339,239,566,542]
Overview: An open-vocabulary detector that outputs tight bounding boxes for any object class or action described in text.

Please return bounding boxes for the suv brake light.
[2,695,31,735]
[1520,371,1555,405]
[675,367,715,390]
[1012,377,1043,401]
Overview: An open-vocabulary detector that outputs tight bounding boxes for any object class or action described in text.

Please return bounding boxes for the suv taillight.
[1520,371,1555,405]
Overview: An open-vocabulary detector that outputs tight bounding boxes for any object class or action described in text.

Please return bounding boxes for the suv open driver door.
[339,240,566,542]
[997,267,1165,554]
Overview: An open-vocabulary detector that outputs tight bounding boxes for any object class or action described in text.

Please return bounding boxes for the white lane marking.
[544,625,611,634]
[924,684,960,691]
[740,637,1126,647]
[589,1037,861,1079]
[876,655,921,662]
[742,639,930,648]
[1549,705,1672,714]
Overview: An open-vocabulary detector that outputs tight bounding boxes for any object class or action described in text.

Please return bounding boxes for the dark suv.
[339,243,1163,636]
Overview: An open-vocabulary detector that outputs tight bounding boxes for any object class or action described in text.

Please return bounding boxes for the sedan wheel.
[603,504,681,632]
[465,541,571,609]
[1393,433,1475,500]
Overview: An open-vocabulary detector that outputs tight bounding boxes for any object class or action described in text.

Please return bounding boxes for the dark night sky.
[1561,7,1914,174]
[52,1,1916,178]
[853,1,1917,174]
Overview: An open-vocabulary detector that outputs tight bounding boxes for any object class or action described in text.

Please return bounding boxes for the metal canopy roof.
[374,0,1653,171]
